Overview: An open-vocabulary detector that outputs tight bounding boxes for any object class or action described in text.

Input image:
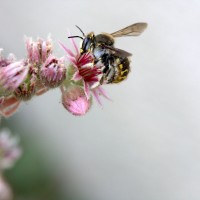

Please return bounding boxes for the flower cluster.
[0,129,22,170]
[0,34,111,117]
[0,129,22,200]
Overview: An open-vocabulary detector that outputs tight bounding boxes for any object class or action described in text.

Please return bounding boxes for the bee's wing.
[103,45,132,57]
[111,22,148,37]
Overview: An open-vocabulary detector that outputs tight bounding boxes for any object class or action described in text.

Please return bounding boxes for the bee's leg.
[101,55,115,84]
[101,54,111,73]
[104,66,115,84]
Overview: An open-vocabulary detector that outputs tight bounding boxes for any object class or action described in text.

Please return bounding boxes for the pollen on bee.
[119,64,123,69]
[121,69,129,75]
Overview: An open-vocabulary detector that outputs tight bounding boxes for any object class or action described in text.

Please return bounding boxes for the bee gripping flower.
[59,36,111,105]
[0,30,113,118]
[59,38,103,96]
[61,85,91,116]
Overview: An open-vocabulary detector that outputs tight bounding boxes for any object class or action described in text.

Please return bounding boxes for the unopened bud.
[40,56,66,88]
[61,85,91,116]
[25,35,52,64]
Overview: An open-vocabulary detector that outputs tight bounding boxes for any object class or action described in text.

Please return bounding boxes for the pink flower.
[59,35,110,104]
[25,35,52,64]
[40,55,66,88]
[0,61,29,93]
[72,53,102,83]
[91,86,112,106]
[61,85,91,116]
[0,129,22,170]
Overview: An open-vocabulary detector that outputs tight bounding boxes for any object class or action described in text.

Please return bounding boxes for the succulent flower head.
[0,60,29,94]
[59,36,102,100]
[59,36,110,105]
[40,55,66,88]
[25,35,53,65]
[72,53,102,84]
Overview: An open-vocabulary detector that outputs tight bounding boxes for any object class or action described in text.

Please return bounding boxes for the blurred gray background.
[1,0,200,200]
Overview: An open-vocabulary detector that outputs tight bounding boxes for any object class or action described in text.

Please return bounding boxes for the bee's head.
[95,33,115,46]
[80,32,95,54]
[68,26,95,54]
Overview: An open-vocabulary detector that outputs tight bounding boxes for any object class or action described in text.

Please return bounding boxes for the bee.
[68,23,147,84]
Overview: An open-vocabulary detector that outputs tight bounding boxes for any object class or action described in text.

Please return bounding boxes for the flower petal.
[72,71,82,81]
[83,82,90,100]
[92,89,102,106]
[66,54,77,65]
[58,41,75,57]
[97,86,112,101]
[68,31,79,56]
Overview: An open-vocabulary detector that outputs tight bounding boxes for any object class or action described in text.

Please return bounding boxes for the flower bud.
[40,56,66,88]
[25,35,53,64]
[61,85,91,116]
[0,50,17,97]
[0,61,29,94]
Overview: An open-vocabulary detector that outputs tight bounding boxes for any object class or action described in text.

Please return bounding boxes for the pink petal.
[58,41,75,57]
[10,67,28,88]
[83,82,90,100]
[32,43,39,63]
[92,89,102,106]
[91,87,112,106]
[66,55,77,65]
[72,71,82,81]
[68,31,79,55]
[42,41,47,61]
[0,97,5,105]
[97,87,112,101]
[70,98,88,116]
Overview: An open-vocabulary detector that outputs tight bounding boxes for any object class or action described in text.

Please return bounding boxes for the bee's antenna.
[75,25,85,37]
[68,36,83,40]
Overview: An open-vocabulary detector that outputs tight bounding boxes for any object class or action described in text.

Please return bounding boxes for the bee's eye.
[82,37,92,52]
